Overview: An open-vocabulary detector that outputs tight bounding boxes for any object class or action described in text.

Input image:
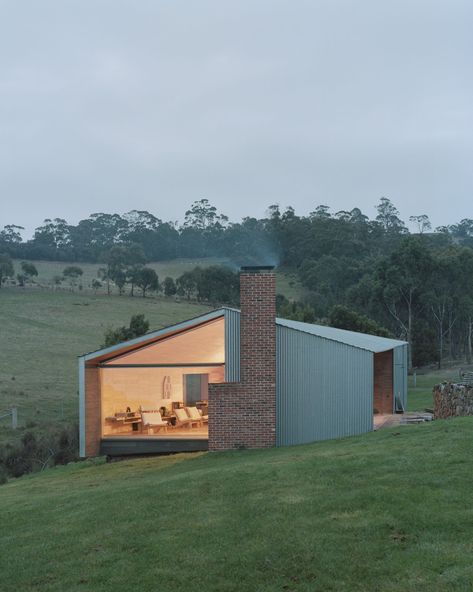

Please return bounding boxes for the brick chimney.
[208,266,277,451]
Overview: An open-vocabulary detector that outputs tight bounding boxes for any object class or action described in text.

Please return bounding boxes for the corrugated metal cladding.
[393,344,408,411]
[276,326,374,447]
[224,308,240,382]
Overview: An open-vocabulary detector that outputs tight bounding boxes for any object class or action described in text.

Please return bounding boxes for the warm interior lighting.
[100,318,225,439]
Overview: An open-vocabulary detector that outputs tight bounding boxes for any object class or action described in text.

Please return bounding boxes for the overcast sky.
[1,0,472,237]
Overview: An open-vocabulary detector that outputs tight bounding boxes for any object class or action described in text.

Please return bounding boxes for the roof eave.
[80,308,226,363]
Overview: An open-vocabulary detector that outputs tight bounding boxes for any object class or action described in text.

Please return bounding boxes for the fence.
[0,408,18,429]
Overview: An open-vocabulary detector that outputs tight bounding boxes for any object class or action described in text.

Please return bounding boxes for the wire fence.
[0,408,18,429]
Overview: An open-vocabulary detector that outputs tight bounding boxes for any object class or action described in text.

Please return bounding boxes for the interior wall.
[105,317,225,365]
[101,366,224,419]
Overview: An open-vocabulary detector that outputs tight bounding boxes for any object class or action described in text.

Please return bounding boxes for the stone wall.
[434,382,473,419]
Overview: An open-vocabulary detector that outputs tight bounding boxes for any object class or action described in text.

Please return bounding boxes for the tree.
[329,305,391,337]
[409,214,432,234]
[375,197,406,234]
[91,279,102,294]
[97,267,111,296]
[21,262,38,281]
[103,314,150,347]
[33,218,71,249]
[183,199,228,230]
[113,269,127,296]
[163,276,177,297]
[194,266,239,305]
[135,268,159,297]
[0,254,14,287]
[63,266,83,290]
[426,251,459,368]
[309,205,332,219]
[0,225,24,245]
[102,244,147,296]
[276,294,316,323]
[374,237,434,369]
[176,271,198,300]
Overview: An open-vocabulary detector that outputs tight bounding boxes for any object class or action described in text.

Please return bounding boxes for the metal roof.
[80,306,406,362]
[276,317,406,353]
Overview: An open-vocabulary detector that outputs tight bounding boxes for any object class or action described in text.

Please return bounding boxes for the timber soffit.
[79,308,227,363]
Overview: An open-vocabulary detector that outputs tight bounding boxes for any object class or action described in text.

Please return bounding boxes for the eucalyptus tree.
[374,237,434,369]
[135,267,159,297]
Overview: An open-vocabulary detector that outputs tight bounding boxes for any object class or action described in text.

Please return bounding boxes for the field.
[0,288,212,444]
[0,257,460,447]
[0,260,304,445]
[0,258,465,447]
[16,257,228,289]
[10,258,307,299]
[1,417,473,591]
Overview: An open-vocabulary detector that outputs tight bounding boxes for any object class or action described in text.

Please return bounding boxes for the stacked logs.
[434,382,473,419]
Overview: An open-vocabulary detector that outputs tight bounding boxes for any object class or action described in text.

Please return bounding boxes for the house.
[79,266,408,457]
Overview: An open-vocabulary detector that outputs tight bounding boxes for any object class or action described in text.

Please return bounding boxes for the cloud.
[0,0,472,235]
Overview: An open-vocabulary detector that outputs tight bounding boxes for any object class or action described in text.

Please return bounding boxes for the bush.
[0,424,79,480]
[103,314,150,347]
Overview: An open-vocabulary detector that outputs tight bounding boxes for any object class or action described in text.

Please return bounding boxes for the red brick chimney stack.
[239,266,276,384]
[208,266,277,450]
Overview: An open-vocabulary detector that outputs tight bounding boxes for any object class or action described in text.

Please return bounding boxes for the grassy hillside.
[0,288,211,444]
[14,257,228,289]
[0,280,458,447]
[0,259,305,443]
[10,258,307,299]
[1,418,473,591]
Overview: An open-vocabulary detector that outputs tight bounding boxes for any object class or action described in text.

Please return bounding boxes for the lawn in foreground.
[1,417,473,592]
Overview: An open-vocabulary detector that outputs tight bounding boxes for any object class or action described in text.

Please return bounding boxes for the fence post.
[11,407,18,429]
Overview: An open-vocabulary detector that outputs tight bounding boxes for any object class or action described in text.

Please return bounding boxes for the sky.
[1,0,472,238]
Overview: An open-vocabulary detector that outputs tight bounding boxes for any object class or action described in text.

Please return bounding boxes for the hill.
[0,260,304,446]
[1,418,473,591]
[0,288,211,445]
[9,258,307,300]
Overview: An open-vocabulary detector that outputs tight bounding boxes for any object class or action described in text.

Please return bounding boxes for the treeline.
[1,197,472,265]
[2,197,473,368]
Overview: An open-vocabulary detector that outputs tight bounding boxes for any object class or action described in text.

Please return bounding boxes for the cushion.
[186,407,201,420]
[174,408,188,421]
[142,412,165,425]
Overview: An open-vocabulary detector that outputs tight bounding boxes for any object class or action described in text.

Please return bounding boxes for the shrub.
[0,424,79,479]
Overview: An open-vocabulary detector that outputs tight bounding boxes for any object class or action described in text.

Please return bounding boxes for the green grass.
[407,365,471,412]
[12,258,305,300]
[1,418,473,591]
[13,257,229,289]
[0,288,211,444]
[0,257,302,428]
[0,259,304,446]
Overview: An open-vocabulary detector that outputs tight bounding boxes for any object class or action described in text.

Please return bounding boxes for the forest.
[2,197,473,369]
